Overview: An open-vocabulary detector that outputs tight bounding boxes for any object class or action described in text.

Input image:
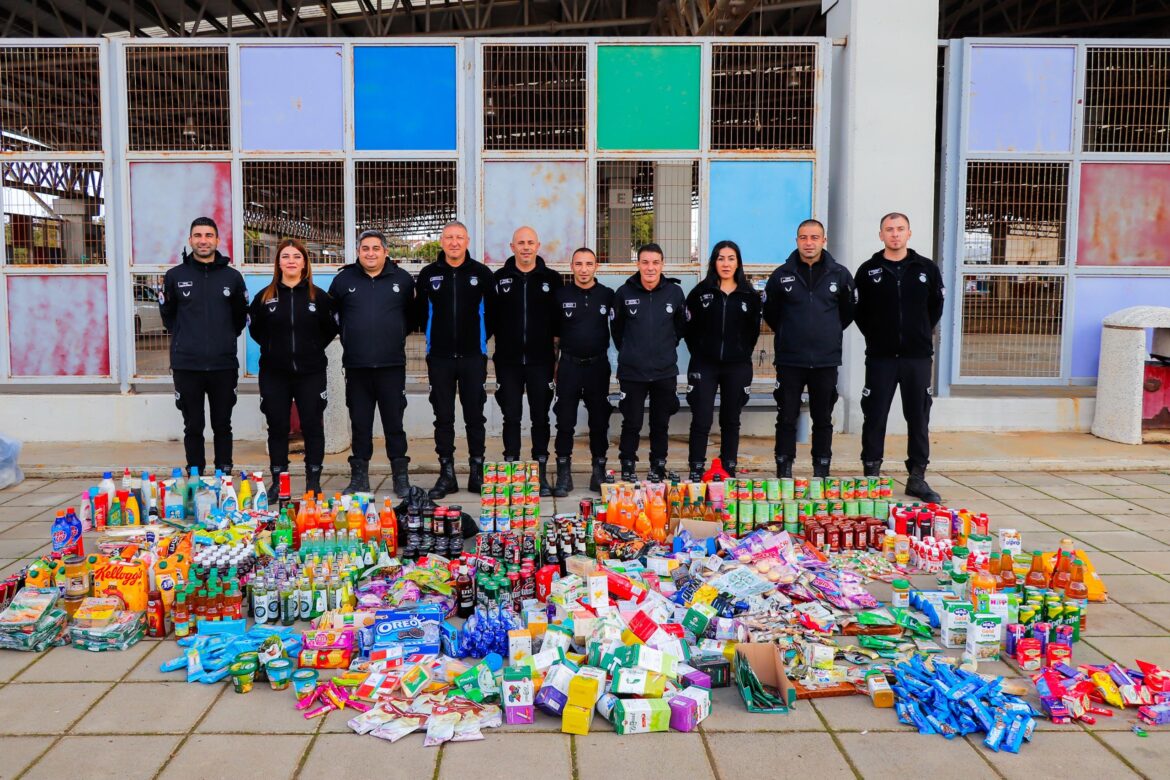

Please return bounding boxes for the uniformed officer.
[491,226,562,495]
[415,221,496,499]
[328,229,416,498]
[683,240,761,481]
[249,238,337,499]
[159,216,247,477]
[853,212,945,504]
[611,243,687,482]
[763,219,855,479]
[551,247,615,495]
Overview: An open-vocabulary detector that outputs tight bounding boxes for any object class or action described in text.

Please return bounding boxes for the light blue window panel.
[708,161,814,267]
[968,45,1075,153]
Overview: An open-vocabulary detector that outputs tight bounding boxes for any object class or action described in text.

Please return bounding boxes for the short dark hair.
[797,218,825,235]
[189,216,219,236]
[879,212,910,229]
[637,242,664,261]
[571,247,597,261]
[357,229,387,248]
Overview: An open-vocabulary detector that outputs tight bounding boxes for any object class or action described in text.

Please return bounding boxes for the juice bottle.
[363,501,379,542]
[634,510,651,539]
[647,490,667,539]
[998,550,1018,594]
[347,501,363,536]
[379,499,398,554]
[173,591,190,638]
[969,565,996,607]
[1050,551,1073,592]
[987,551,1001,588]
[1024,550,1048,589]
[1065,558,1089,631]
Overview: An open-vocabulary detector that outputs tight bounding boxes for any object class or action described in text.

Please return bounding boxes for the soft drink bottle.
[1025,550,1049,589]
[380,500,398,554]
[1066,558,1089,632]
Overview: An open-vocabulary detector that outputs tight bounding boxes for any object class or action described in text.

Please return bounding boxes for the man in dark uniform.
[551,247,614,495]
[611,243,687,483]
[853,212,945,504]
[159,216,247,477]
[415,221,496,499]
[763,219,855,479]
[329,229,416,498]
[491,226,562,496]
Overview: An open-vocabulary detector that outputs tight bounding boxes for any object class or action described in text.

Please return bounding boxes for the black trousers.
[774,365,838,461]
[686,359,752,464]
[554,356,612,460]
[618,377,679,463]
[261,367,328,468]
[344,366,407,463]
[494,362,555,460]
[860,356,933,470]
[172,368,238,473]
[427,355,487,460]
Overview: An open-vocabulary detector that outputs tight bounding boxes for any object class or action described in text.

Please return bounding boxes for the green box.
[597,45,700,150]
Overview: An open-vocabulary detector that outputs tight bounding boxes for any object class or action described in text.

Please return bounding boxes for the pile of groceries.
[0,464,1164,751]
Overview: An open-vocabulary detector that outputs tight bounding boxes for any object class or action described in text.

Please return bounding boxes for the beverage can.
[764,479,780,501]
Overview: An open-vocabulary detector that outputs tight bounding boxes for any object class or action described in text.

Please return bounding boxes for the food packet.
[423,712,460,747]
[371,716,423,743]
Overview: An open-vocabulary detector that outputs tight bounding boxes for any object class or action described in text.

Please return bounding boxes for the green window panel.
[597,45,701,151]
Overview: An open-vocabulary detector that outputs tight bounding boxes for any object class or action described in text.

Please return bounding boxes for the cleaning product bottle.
[253,472,269,512]
[99,470,117,503]
[220,476,239,512]
[110,491,127,527]
[238,472,253,511]
[184,468,199,519]
[124,491,142,526]
[164,468,185,522]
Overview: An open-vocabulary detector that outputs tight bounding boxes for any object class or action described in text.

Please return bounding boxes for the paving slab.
[23,735,181,780]
[1080,552,1145,575]
[699,684,824,732]
[0,505,48,523]
[159,734,310,780]
[196,684,315,733]
[1034,514,1128,533]
[970,729,1140,779]
[707,732,854,779]
[0,491,84,508]
[0,682,110,734]
[1074,473,1146,486]
[980,485,1053,501]
[1010,498,1088,516]
[1105,513,1170,532]
[949,474,1020,487]
[1079,603,1169,636]
[17,640,156,683]
[1096,730,1170,776]
[1115,550,1170,575]
[299,733,441,777]
[438,733,572,780]
[1120,471,1170,486]
[0,647,44,683]
[1126,602,1170,629]
[1080,635,1170,666]
[1100,575,1170,604]
[1034,484,1114,499]
[838,731,996,779]
[0,735,54,780]
[1071,530,1169,552]
[73,681,221,734]
[576,732,713,780]
[124,640,189,682]
[1131,497,1170,514]
[0,521,57,540]
[812,693,914,733]
[0,537,49,558]
[1094,483,1170,499]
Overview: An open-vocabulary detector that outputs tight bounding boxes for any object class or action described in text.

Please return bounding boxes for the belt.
[562,353,605,366]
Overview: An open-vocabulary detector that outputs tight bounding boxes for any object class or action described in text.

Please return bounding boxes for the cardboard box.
[941,601,973,649]
[668,687,711,732]
[690,654,731,688]
[503,666,535,725]
[508,629,533,664]
[610,668,666,697]
[964,612,1003,662]
[734,642,795,713]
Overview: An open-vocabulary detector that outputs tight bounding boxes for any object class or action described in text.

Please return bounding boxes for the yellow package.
[1042,550,1108,602]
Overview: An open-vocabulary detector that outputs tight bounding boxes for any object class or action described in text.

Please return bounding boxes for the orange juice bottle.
[970,565,996,607]
[647,491,667,540]
[295,500,309,545]
[347,501,363,536]
[379,499,398,554]
[634,510,651,539]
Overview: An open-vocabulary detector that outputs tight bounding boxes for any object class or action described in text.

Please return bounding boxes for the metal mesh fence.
[959,274,1064,378]
[0,46,102,153]
[2,161,106,265]
[242,160,345,266]
[745,273,775,380]
[483,44,587,151]
[126,45,231,152]
[710,43,817,151]
[963,161,1069,266]
[354,160,457,263]
[132,272,170,376]
[1084,46,1170,154]
[596,160,699,265]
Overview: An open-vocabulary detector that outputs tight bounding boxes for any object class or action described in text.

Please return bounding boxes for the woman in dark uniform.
[248,238,337,499]
[683,240,762,480]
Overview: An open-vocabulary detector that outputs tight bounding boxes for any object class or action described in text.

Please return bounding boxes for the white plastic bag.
[0,434,23,490]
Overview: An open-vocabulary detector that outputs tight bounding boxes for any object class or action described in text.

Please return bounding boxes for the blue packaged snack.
[371,605,444,656]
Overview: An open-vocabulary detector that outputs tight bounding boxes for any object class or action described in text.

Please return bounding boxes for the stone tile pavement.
[2,470,1170,778]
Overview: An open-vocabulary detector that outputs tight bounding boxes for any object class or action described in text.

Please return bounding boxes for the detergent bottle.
[164,468,185,521]
[220,476,239,512]
[238,471,253,511]
[253,471,269,512]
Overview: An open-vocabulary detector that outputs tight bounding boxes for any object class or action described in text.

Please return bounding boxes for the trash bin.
[1091,305,1170,445]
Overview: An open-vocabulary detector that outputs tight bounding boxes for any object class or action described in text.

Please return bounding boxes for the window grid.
[125,45,231,152]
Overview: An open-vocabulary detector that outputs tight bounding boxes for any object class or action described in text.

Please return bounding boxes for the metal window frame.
[0,40,117,386]
[939,38,1170,390]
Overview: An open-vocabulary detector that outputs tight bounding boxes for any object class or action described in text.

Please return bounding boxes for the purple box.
[505,704,535,725]
[535,686,568,717]
[679,667,712,690]
[668,688,711,732]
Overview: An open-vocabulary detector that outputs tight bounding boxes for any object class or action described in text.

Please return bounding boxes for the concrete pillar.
[54,198,88,261]
[324,341,350,454]
[825,0,940,434]
[654,161,693,263]
[605,173,632,262]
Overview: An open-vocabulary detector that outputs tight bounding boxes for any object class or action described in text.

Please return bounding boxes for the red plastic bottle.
[146,589,167,638]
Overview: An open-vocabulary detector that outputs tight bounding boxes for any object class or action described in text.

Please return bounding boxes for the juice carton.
[667,687,711,731]
[508,629,533,664]
[561,703,594,735]
[503,667,535,725]
[613,698,671,734]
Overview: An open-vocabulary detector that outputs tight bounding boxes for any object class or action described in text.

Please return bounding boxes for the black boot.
[537,457,554,498]
[305,464,323,496]
[589,458,606,493]
[553,457,573,498]
[429,458,458,500]
[620,459,637,482]
[467,457,485,493]
[688,462,705,482]
[775,457,793,479]
[863,459,882,477]
[267,465,286,503]
[390,457,411,499]
[905,463,942,504]
[648,459,667,483]
[343,456,370,494]
[813,457,831,479]
[723,460,737,478]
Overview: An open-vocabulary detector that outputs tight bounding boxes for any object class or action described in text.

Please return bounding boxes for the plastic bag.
[0,433,23,490]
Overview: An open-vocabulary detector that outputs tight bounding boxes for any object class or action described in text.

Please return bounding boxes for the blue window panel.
[1070,276,1170,378]
[240,46,344,151]
[244,273,337,376]
[968,45,1075,153]
[354,46,457,151]
[708,161,814,266]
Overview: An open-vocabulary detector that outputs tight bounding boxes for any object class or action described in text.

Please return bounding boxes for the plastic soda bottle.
[1050,551,1073,592]
[1024,550,1048,589]
[970,565,996,606]
[1066,558,1089,632]
[379,500,398,553]
[998,550,1018,593]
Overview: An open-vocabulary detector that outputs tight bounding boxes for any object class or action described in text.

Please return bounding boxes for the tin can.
[781,478,795,501]
[765,479,781,501]
[751,480,765,501]
[794,478,808,500]
[841,478,856,501]
[783,501,797,524]
[799,501,813,522]
[829,500,845,517]
[808,479,824,500]
[879,477,893,499]
[825,477,841,499]
[844,500,860,516]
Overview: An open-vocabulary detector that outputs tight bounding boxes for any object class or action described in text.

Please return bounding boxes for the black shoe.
[305,464,323,496]
[267,465,286,504]
[343,456,370,494]
[775,457,793,479]
[214,464,233,479]
[429,458,458,500]
[503,454,519,463]
[813,457,831,479]
[467,457,485,493]
[391,457,411,499]
[722,460,737,478]
[553,457,573,498]
[537,457,554,498]
[589,458,606,493]
[905,464,942,504]
[688,461,705,482]
[620,459,637,482]
[648,459,667,483]
[863,460,883,477]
